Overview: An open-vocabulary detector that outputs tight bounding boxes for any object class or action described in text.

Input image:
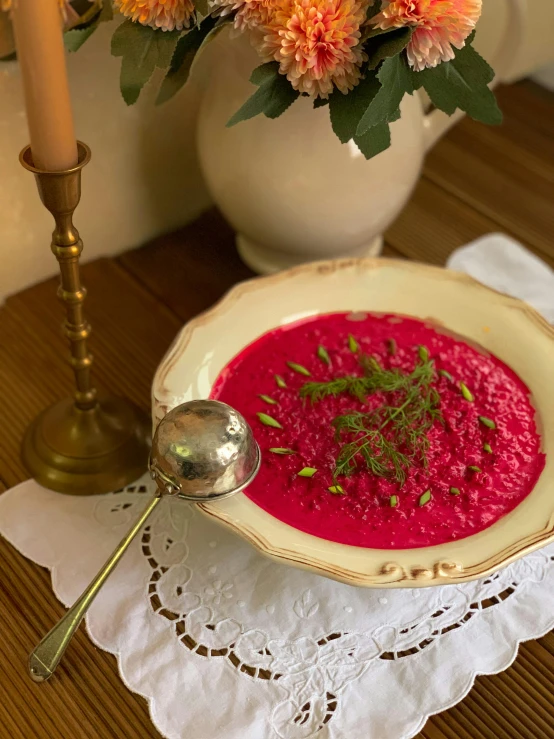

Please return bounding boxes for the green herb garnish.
[275,374,287,389]
[418,345,429,363]
[419,490,432,506]
[479,416,496,429]
[328,485,345,495]
[439,369,453,382]
[298,467,317,477]
[450,487,461,496]
[331,355,442,485]
[287,361,311,377]
[348,334,359,353]
[386,338,397,355]
[468,465,481,473]
[460,382,474,402]
[390,495,398,508]
[483,443,493,454]
[259,394,278,405]
[257,412,282,429]
[269,448,296,455]
[317,346,331,365]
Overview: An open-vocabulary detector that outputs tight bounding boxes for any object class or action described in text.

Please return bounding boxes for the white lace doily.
[1,234,553,739]
[1,476,553,739]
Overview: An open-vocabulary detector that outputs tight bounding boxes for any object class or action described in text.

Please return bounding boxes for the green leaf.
[286,361,311,376]
[459,382,474,402]
[227,62,299,127]
[419,489,432,506]
[356,54,413,135]
[250,62,279,86]
[257,412,283,429]
[156,18,218,104]
[415,37,502,125]
[329,70,380,143]
[111,20,181,105]
[365,26,413,70]
[317,346,331,365]
[259,394,278,405]
[366,0,382,20]
[479,416,496,429]
[64,25,98,52]
[418,345,429,362]
[313,97,329,109]
[353,121,390,160]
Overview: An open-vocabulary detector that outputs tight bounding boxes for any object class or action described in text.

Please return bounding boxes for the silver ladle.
[28,400,260,682]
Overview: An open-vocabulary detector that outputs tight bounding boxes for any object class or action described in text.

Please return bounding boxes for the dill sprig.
[300,349,442,485]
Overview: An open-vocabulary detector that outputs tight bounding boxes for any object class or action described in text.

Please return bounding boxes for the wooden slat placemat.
[0,80,553,738]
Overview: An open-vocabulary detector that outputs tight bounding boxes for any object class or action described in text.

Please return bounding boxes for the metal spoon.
[28,400,260,682]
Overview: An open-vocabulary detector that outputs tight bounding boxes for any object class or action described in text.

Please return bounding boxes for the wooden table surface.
[0,80,553,738]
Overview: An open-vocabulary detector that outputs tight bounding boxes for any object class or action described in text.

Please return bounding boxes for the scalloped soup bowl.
[152,259,554,588]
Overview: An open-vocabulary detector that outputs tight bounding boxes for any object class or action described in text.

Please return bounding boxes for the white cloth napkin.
[447,233,554,322]
[0,233,553,739]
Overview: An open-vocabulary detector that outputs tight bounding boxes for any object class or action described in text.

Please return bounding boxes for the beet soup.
[211,312,545,549]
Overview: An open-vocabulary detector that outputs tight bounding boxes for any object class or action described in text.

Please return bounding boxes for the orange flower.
[372,0,482,71]
[115,0,195,31]
[215,0,281,32]
[256,0,367,97]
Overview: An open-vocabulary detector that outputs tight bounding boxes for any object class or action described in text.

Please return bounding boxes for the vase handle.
[423,0,527,153]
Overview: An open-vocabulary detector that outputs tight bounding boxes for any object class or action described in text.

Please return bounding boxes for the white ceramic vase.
[197,2,524,274]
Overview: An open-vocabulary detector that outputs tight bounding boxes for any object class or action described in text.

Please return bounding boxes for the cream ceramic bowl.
[152,259,554,588]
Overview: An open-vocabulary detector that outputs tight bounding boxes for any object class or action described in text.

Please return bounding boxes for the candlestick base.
[22,396,151,495]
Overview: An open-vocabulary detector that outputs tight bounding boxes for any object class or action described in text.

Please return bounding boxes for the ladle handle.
[29,494,161,682]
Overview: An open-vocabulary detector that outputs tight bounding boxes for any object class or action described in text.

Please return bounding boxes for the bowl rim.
[152,257,554,588]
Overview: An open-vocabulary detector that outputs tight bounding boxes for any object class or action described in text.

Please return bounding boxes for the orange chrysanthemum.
[372,0,482,71]
[256,0,367,97]
[115,0,195,31]
[215,0,281,33]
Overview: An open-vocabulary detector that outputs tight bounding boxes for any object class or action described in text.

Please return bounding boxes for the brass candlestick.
[20,142,150,495]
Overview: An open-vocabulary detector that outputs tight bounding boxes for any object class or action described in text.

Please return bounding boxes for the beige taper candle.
[11,0,78,171]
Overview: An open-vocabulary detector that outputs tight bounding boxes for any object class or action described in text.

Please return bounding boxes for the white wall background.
[0,1,553,301]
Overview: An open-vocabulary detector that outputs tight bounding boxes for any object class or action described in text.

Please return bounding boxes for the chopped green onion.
[317,345,331,365]
[348,334,358,353]
[257,412,282,429]
[259,394,278,405]
[450,487,461,496]
[418,345,429,362]
[467,465,481,473]
[479,416,496,430]
[328,485,345,495]
[386,338,397,356]
[483,443,493,454]
[298,467,317,477]
[460,382,474,402]
[269,448,296,455]
[439,369,453,382]
[275,374,287,389]
[287,361,311,377]
[419,490,432,507]
[390,495,398,508]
